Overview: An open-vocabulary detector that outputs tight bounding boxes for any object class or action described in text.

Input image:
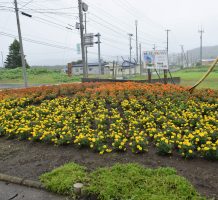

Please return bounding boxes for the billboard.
[143,51,155,69]
[143,50,169,69]
[84,33,94,47]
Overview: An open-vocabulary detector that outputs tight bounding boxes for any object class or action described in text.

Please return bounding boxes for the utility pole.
[128,33,133,63]
[186,51,189,67]
[153,44,156,51]
[128,33,133,76]
[135,20,138,63]
[180,45,184,69]
[95,33,102,74]
[84,12,88,76]
[14,0,28,87]
[166,29,170,56]
[78,0,87,78]
[112,60,115,79]
[184,50,188,68]
[165,29,170,84]
[198,27,204,66]
[181,45,189,69]
[139,43,142,75]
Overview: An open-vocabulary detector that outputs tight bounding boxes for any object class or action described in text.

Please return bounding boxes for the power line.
[20,0,34,8]
[22,7,77,11]
[18,2,77,25]
[86,1,165,43]
[118,0,165,30]
[0,31,77,51]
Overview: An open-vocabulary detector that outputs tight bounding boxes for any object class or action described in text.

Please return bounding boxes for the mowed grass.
[132,66,218,90]
[0,68,81,84]
[172,67,218,89]
[40,163,205,200]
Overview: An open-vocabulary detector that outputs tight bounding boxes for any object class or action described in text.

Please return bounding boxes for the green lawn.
[0,68,81,84]
[132,66,218,90]
[172,69,217,89]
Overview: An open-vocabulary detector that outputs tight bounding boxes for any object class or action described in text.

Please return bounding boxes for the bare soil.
[0,138,217,199]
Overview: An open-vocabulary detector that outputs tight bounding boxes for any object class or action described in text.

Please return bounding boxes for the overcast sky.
[0,0,218,66]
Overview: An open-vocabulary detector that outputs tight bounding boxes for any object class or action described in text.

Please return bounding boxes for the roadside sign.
[84,33,94,47]
[144,50,169,69]
[143,51,155,69]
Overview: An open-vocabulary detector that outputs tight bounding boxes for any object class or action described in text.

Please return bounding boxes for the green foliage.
[156,141,173,156]
[4,39,29,69]
[0,67,81,84]
[87,163,204,200]
[40,162,205,200]
[0,68,22,80]
[40,163,87,196]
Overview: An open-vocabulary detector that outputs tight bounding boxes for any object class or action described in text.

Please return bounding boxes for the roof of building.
[72,62,108,67]
[122,60,137,68]
[202,59,216,62]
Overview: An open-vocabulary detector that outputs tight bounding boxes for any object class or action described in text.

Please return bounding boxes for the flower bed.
[0,82,217,159]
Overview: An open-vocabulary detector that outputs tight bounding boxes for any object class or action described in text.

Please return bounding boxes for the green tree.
[4,39,29,69]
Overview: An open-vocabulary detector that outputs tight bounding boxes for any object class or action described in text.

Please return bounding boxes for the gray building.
[70,62,108,75]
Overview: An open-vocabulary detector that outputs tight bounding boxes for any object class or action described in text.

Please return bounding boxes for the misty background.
[0,0,218,66]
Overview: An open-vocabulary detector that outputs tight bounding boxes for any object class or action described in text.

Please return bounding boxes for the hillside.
[187,45,218,59]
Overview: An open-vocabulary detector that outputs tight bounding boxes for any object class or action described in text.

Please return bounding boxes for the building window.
[75,69,79,73]
[89,68,93,71]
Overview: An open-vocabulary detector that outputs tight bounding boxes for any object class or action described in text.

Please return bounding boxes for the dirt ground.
[0,138,217,199]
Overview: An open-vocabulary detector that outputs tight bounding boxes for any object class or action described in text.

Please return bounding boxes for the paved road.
[0,181,67,200]
[0,84,43,89]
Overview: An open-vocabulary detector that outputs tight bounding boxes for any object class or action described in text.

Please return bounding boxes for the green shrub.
[40,163,87,195]
[87,163,205,200]
[0,68,22,80]
[156,141,173,156]
[40,162,205,200]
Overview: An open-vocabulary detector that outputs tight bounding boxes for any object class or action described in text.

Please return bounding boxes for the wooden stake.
[148,69,152,83]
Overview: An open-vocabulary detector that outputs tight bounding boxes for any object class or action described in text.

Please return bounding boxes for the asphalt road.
[0,181,67,200]
[0,84,43,89]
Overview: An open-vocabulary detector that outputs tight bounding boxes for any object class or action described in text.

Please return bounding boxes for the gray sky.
[0,0,218,66]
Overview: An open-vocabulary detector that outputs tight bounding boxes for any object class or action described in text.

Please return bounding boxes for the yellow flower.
[92,138,96,142]
[99,151,104,155]
[106,149,112,153]
[137,145,142,151]
[203,147,209,151]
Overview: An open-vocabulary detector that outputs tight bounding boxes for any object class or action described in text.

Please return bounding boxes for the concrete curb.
[0,173,45,190]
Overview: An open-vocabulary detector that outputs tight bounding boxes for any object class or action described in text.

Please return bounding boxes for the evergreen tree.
[4,39,29,69]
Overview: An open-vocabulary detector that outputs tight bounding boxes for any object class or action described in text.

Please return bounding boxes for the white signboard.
[143,50,169,69]
[84,33,94,47]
